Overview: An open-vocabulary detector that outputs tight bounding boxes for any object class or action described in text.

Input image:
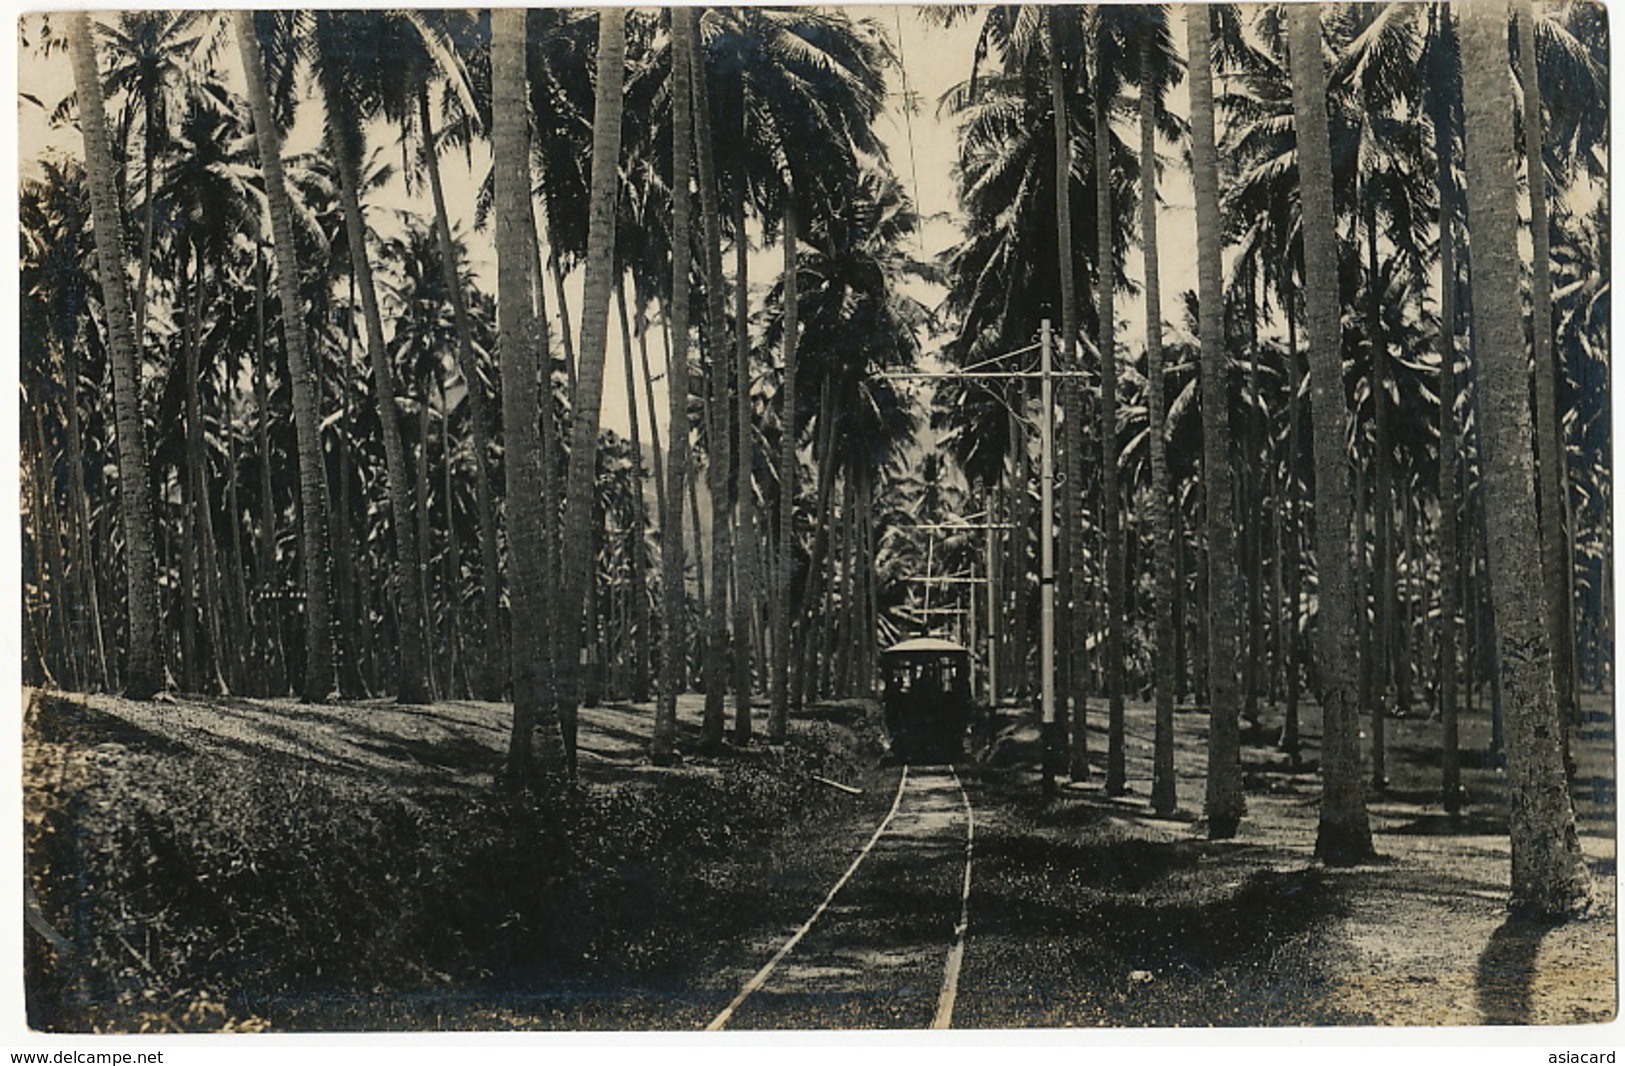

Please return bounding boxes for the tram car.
[879,637,974,762]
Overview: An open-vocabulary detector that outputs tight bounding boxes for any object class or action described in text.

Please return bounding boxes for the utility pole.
[1039,319,1058,794]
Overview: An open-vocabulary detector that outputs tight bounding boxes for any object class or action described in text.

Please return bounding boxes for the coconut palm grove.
[17,3,1615,1034]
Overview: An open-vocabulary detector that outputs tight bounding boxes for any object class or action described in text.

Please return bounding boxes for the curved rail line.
[705,764,977,1031]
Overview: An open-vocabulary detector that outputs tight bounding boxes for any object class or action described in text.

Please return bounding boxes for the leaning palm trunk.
[1458,0,1590,917]
[233,11,333,702]
[1517,0,1580,742]
[558,7,627,770]
[1140,32,1177,817]
[318,63,432,706]
[493,7,565,781]
[1187,5,1243,839]
[1286,2,1374,864]
[655,6,697,764]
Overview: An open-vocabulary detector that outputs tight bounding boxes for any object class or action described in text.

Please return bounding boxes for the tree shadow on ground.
[1475,915,1555,1024]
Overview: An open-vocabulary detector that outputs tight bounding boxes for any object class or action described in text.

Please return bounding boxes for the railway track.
[706,765,976,1030]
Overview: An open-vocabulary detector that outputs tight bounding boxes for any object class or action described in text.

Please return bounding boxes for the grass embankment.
[23,690,887,1032]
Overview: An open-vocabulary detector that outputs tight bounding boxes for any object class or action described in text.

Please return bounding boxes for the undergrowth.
[26,701,869,1032]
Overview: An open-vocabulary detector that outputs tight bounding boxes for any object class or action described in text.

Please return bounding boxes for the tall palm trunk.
[69,12,163,699]
[1141,33,1177,817]
[1094,20,1126,796]
[223,372,252,694]
[337,288,369,695]
[319,63,432,706]
[414,375,439,699]
[689,9,733,749]
[1281,300,1303,766]
[59,329,112,689]
[558,7,626,771]
[618,279,653,704]
[1047,10,1087,785]
[1431,10,1464,812]
[184,252,227,693]
[732,171,756,744]
[1366,197,1393,788]
[523,157,565,723]
[797,378,840,708]
[1243,277,1265,727]
[770,189,799,742]
[493,7,566,781]
[251,250,287,691]
[437,372,464,698]
[1458,0,1590,917]
[1518,0,1580,743]
[1287,2,1374,864]
[656,5,697,764]
[1187,5,1243,838]
[234,11,332,702]
[420,86,503,700]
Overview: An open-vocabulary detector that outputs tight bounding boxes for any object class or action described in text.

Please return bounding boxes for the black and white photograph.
[12,0,1617,1048]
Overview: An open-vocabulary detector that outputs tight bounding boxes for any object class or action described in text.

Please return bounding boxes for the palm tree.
[1458,0,1590,917]
[1286,2,1375,865]
[160,86,262,694]
[1424,1,1466,814]
[67,12,164,699]
[21,163,115,691]
[234,10,334,702]
[655,5,697,765]
[558,7,627,767]
[689,6,735,750]
[312,11,432,705]
[66,14,163,698]
[682,8,892,738]
[98,11,202,350]
[1135,9,1182,817]
[769,182,800,744]
[1045,6,1082,789]
[1187,4,1242,840]
[1092,7,1131,797]
[493,6,566,782]
[400,10,504,701]
[780,170,926,700]
[1517,0,1579,745]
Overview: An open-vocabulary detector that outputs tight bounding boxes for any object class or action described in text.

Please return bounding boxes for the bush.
[27,720,869,1031]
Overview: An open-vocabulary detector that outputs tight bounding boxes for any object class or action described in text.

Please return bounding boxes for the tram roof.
[881,637,970,656]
